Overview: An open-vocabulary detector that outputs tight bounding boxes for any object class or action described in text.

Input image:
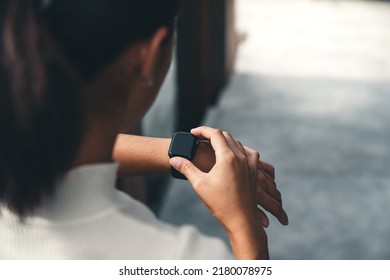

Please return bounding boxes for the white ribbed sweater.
[0,163,233,259]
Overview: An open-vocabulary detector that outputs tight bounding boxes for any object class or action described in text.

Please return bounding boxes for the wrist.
[228,221,269,260]
[192,141,215,172]
[222,211,269,260]
[115,134,171,176]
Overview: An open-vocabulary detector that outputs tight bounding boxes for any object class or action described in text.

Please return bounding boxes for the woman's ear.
[140,27,169,80]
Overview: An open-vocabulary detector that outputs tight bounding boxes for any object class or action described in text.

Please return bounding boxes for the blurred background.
[126,0,390,259]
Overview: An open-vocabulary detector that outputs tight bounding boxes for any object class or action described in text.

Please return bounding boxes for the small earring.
[146,79,154,88]
[142,77,154,88]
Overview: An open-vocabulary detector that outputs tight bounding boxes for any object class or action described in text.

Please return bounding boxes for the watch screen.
[169,132,198,160]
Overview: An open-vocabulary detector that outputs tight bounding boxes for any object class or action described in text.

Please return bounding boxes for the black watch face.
[169,132,198,160]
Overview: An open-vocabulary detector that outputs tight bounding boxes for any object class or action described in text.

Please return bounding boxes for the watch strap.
[171,167,187,180]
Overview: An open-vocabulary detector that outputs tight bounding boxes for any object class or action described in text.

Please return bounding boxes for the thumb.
[170,157,204,183]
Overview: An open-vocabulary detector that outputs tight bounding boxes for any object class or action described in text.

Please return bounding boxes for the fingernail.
[170,157,181,170]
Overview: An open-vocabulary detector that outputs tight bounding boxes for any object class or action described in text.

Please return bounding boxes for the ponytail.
[0,0,182,218]
[0,0,84,217]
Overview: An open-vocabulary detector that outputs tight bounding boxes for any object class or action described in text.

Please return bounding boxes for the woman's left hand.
[252,154,289,227]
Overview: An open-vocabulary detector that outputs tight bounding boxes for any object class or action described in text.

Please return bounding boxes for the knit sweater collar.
[32,162,120,222]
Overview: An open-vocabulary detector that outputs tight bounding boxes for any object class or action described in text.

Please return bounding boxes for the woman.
[0,0,287,259]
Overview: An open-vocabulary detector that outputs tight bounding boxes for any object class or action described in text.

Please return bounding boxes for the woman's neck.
[73,118,121,167]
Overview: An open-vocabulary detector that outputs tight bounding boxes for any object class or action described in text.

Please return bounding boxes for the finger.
[258,163,277,190]
[244,147,260,167]
[190,126,219,139]
[256,171,288,225]
[170,157,204,184]
[241,145,260,177]
[222,131,245,156]
[235,140,246,154]
[244,147,260,159]
[243,147,260,173]
[265,180,282,204]
[257,170,281,205]
[257,207,269,228]
[259,160,275,180]
[190,127,231,159]
[258,168,279,196]
[258,191,289,225]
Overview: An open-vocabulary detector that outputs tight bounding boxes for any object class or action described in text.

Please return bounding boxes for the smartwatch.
[168,132,199,180]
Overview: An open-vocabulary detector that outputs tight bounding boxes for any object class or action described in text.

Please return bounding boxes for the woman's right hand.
[194,138,288,228]
[169,126,269,259]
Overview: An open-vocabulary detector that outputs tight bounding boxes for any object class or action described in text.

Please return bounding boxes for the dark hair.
[46,0,181,80]
[0,0,181,218]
